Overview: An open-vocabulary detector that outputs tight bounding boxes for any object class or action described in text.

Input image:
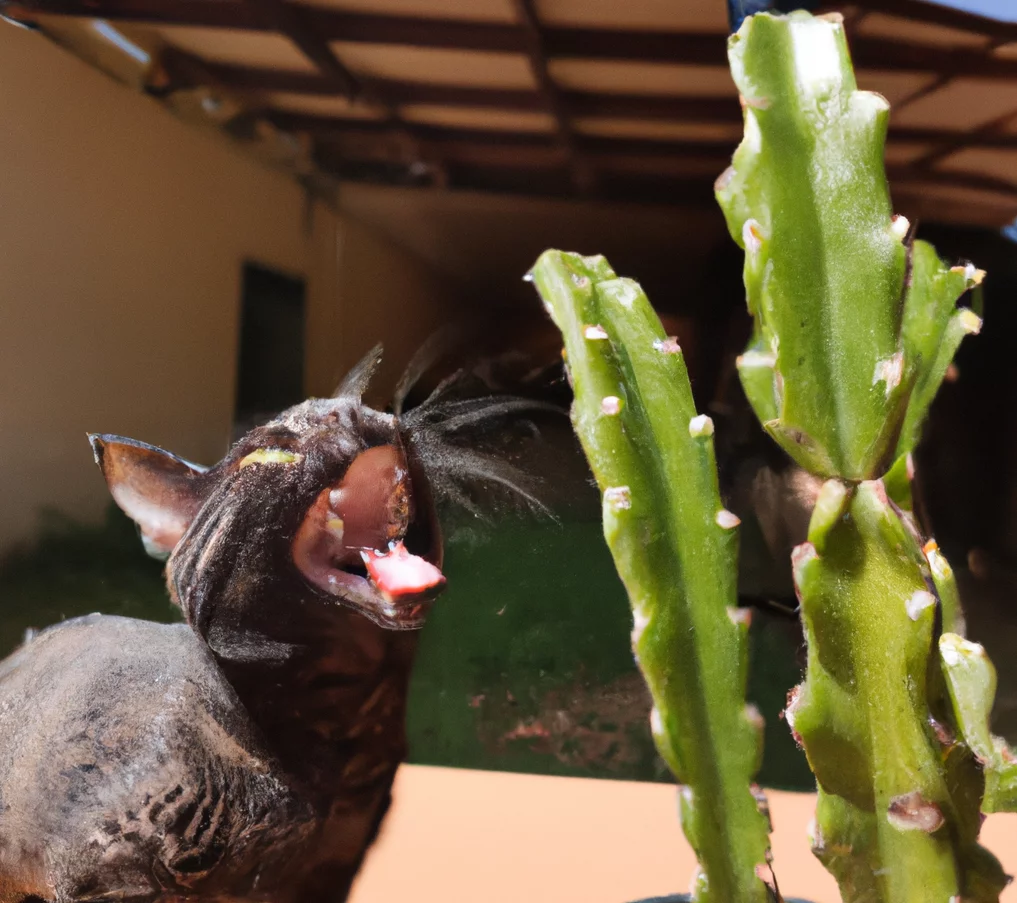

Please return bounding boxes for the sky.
[925,0,1017,22]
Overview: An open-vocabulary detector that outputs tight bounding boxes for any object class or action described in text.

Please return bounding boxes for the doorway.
[234,262,306,433]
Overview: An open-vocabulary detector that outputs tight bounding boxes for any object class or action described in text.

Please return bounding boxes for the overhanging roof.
[5,0,1017,226]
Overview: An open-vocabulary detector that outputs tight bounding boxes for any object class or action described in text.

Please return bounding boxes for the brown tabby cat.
[0,346,546,903]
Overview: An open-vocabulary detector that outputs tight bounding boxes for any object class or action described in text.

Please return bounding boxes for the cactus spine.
[532,252,771,903]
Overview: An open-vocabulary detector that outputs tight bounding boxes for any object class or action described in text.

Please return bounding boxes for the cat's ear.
[88,434,211,559]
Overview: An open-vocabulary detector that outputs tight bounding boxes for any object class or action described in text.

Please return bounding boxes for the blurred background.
[2,0,1017,794]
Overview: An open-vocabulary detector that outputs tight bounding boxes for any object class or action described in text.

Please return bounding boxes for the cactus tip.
[736,349,777,369]
[940,634,987,666]
[716,509,741,529]
[604,485,632,512]
[887,791,944,833]
[631,608,650,646]
[745,703,765,732]
[791,541,819,584]
[689,414,715,437]
[890,214,910,241]
[584,324,609,340]
[959,308,983,335]
[727,606,752,628]
[714,166,735,193]
[601,395,622,416]
[653,336,682,355]
[950,262,985,287]
[742,218,765,253]
[650,706,664,738]
[739,94,771,111]
[872,351,904,397]
[784,685,804,746]
[905,589,936,621]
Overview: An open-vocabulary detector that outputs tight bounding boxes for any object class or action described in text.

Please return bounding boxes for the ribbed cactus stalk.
[789,480,1008,902]
[715,12,983,482]
[531,251,771,903]
[716,10,1015,902]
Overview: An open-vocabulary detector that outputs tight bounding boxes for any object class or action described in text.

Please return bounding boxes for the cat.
[0,346,547,903]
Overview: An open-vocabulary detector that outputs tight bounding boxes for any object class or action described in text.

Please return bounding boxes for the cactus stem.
[533,250,771,903]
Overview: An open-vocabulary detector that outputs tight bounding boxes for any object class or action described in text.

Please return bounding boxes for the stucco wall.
[0,24,455,554]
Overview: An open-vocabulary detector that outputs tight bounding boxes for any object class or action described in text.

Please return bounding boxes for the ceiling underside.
[6,0,1017,226]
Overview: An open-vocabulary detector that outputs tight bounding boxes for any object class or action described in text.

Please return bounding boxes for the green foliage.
[532,251,771,903]
[0,506,177,655]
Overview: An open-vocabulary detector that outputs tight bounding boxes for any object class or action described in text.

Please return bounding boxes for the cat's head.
[90,345,548,637]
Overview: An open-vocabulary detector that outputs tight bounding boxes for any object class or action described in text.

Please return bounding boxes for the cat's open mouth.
[292,444,444,630]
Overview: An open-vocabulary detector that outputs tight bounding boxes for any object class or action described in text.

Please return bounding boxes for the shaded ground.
[0,506,814,789]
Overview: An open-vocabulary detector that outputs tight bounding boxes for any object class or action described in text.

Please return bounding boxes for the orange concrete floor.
[350,765,1017,903]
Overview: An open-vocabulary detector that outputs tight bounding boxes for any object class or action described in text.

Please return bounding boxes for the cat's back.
[0,614,314,902]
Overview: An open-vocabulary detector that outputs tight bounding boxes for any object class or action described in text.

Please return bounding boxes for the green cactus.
[528,9,1012,901]
[790,480,1008,902]
[715,12,982,481]
[939,633,1017,815]
[717,9,1013,902]
[531,251,771,903]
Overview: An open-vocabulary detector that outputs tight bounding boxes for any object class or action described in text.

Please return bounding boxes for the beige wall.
[0,24,455,554]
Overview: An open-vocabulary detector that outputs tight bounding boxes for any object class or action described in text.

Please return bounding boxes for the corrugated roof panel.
[331,43,536,87]
[400,105,555,132]
[535,0,728,32]
[296,0,518,23]
[890,79,1017,129]
[549,60,735,97]
[156,26,316,71]
[855,13,990,48]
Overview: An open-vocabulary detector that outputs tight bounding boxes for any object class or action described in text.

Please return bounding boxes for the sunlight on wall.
[0,24,457,554]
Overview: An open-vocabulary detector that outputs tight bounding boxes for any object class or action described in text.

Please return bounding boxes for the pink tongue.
[361,542,445,598]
